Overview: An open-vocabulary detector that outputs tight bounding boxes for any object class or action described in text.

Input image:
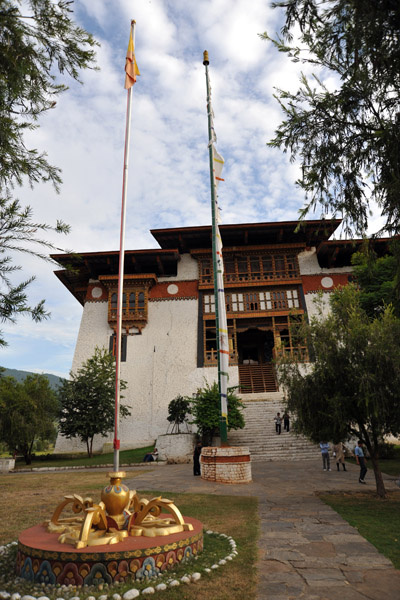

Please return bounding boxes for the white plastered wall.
[298,247,352,318]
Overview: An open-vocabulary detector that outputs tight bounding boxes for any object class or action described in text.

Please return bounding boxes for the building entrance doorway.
[237,328,277,393]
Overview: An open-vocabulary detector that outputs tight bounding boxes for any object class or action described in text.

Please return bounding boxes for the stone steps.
[229,397,319,462]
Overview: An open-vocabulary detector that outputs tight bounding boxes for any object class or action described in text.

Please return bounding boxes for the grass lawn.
[12,446,155,469]
[0,470,259,600]
[320,490,400,569]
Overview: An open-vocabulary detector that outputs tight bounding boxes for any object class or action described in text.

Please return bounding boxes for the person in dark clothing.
[283,411,290,432]
[355,440,367,483]
[193,441,202,476]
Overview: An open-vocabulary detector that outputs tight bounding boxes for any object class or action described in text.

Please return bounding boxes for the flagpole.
[203,51,228,446]
[114,20,136,472]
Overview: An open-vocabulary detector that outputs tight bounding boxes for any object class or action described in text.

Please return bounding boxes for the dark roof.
[317,238,393,268]
[51,249,179,305]
[151,219,342,252]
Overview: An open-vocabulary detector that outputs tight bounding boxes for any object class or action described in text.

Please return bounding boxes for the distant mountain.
[0,367,63,390]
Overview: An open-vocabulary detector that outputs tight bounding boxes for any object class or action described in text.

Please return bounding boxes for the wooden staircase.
[238,363,277,393]
[228,394,319,461]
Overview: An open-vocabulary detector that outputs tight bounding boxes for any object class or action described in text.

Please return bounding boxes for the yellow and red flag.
[124,29,140,89]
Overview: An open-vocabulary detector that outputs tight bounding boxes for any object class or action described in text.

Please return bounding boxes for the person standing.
[333,442,347,471]
[193,441,202,476]
[319,441,331,471]
[355,440,367,484]
[283,411,290,432]
[274,412,282,434]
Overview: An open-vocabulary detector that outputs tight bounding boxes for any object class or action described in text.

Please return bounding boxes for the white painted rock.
[191,573,201,582]
[21,596,35,600]
[11,594,21,600]
[98,595,108,600]
[211,564,219,569]
[112,595,122,600]
[155,584,167,591]
[219,559,226,565]
[142,587,155,594]
[86,596,96,600]
[180,576,190,584]
[204,568,211,573]
[0,594,11,600]
[169,580,180,587]
[38,597,50,600]
[122,590,140,600]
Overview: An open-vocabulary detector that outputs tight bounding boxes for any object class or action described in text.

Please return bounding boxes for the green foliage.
[0,372,58,464]
[167,395,191,433]
[0,0,97,344]
[58,347,131,458]
[277,285,400,497]
[351,242,400,317]
[190,381,245,443]
[262,0,400,235]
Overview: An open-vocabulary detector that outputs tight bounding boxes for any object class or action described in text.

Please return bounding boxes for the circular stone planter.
[200,446,252,484]
[16,516,203,586]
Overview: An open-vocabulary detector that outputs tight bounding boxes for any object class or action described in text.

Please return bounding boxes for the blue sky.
[1,0,384,377]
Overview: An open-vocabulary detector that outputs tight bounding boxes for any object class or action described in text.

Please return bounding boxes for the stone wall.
[200,446,252,484]
[156,433,196,463]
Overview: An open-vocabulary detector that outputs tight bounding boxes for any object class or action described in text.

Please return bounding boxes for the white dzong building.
[53,219,389,453]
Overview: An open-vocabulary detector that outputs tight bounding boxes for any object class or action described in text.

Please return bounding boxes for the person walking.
[355,440,367,484]
[333,442,347,471]
[274,412,282,434]
[283,411,290,432]
[193,441,202,476]
[319,441,331,471]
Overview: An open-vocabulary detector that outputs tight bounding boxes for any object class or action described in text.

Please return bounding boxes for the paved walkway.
[125,459,400,600]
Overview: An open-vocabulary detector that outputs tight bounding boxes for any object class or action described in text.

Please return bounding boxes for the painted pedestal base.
[201,446,252,484]
[17,516,203,586]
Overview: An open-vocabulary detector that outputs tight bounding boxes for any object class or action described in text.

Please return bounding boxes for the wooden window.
[202,288,300,315]
[109,334,127,362]
[286,289,299,308]
[198,251,300,285]
[138,291,145,310]
[204,294,215,313]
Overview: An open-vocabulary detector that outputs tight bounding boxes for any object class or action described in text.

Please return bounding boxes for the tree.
[351,241,400,318]
[277,285,400,498]
[190,382,245,444]
[261,0,400,235]
[167,395,191,433]
[0,0,97,343]
[58,347,131,458]
[0,372,59,464]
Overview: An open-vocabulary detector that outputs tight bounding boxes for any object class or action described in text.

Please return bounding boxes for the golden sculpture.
[46,471,193,549]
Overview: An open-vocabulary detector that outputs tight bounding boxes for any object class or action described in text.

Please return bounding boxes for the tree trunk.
[86,438,91,458]
[369,452,386,499]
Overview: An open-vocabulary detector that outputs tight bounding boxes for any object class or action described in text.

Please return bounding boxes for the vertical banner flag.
[205,61,229,426]
[125,29,140,89]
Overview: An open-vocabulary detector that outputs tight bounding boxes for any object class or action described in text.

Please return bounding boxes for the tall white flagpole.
[114,20,138,472]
